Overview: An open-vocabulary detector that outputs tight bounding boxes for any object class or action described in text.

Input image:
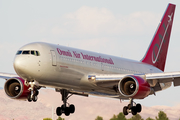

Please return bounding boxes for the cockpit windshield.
[22,51,30,54]
[16,50,40,56]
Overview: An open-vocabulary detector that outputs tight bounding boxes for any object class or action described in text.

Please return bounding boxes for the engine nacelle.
[4,77,30,100]
[118,75,151,99]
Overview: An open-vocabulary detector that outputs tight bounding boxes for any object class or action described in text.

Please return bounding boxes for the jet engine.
[118,75,151,99]
[4,77,30,100]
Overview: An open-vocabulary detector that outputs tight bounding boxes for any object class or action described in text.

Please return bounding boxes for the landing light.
[88,75,96,82]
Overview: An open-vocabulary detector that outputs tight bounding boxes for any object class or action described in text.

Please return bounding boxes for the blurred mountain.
[0,89,179,120]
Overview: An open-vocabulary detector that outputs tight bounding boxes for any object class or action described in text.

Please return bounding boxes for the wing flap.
[146,72,180,86]
[173,78,180,86]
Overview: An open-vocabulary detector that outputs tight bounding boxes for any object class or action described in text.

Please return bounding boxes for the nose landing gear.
[26,81,40,102]
[123,98,142,115]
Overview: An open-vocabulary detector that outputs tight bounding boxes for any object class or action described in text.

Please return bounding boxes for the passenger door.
[50,50,57,66]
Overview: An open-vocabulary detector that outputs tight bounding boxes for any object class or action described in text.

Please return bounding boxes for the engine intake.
[118,75,151,99]
[4,77,30,100]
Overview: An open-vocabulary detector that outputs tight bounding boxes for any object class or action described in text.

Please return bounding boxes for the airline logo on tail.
[152,12,173,64]
[142,3,175,71]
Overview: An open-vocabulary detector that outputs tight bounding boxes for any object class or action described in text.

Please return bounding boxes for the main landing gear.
[123,98,142,115]
[56,89,75,116]
[27,81,40,102]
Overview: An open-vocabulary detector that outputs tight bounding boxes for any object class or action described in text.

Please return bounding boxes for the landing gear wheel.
[32,95,37,102]
[61,104,65,111]
[27,94,32,102]
[64,107,70,116]
[131,106,137,115]
[128,104,131,109]
[136,104,142,113]
[123,106,128,115]
[122,99,142,116]
[26,81,40,102]
[56,107,62,116]
[69,104,75,113]
[56,89,76,116]
[34,90,39,96]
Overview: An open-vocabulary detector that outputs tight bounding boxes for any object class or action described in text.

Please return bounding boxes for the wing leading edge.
[0,72,18,80]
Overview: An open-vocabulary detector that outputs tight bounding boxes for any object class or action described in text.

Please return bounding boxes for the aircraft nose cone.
[13,56,27,76]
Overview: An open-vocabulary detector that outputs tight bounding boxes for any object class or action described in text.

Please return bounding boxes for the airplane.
[0,3,178,116]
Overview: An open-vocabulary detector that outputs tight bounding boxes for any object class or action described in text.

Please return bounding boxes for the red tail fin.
[141,3,176,71]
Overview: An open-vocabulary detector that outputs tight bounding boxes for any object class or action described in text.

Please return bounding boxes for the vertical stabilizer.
[141,3,176,71]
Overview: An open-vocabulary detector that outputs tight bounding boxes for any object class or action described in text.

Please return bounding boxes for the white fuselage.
[13,42,162,97]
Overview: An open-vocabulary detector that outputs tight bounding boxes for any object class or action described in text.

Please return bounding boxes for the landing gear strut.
[27,81,40,102]
[56,89,75,116]
[123,98,142,115]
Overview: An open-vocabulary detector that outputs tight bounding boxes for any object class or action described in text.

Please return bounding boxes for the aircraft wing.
[88,71,180,92]
[146,72,180,86]
[0,72,18,80]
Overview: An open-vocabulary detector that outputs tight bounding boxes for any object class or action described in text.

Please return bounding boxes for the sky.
[0,0,180,108]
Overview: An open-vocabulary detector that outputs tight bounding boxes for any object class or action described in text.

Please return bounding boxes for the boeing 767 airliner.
[0,3,178,116]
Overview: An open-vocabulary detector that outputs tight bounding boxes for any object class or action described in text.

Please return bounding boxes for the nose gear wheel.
[26,81,40,102]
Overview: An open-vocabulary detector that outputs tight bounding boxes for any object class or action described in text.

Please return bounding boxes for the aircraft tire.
[136,104,142,113]
[56,107,62,116]
[131,106,137,115]
[64,107,70,116]
[69,104,75,113]
[32,95,37,102]
[34,90,39,96]
[27,94,32,102]
[61,104,65,111]
[128,104,131,109]
[123,106,128,115]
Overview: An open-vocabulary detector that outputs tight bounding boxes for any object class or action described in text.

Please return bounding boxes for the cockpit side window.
[22,51,30,54]
[16,50,22,55]
[36,51,40,56]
